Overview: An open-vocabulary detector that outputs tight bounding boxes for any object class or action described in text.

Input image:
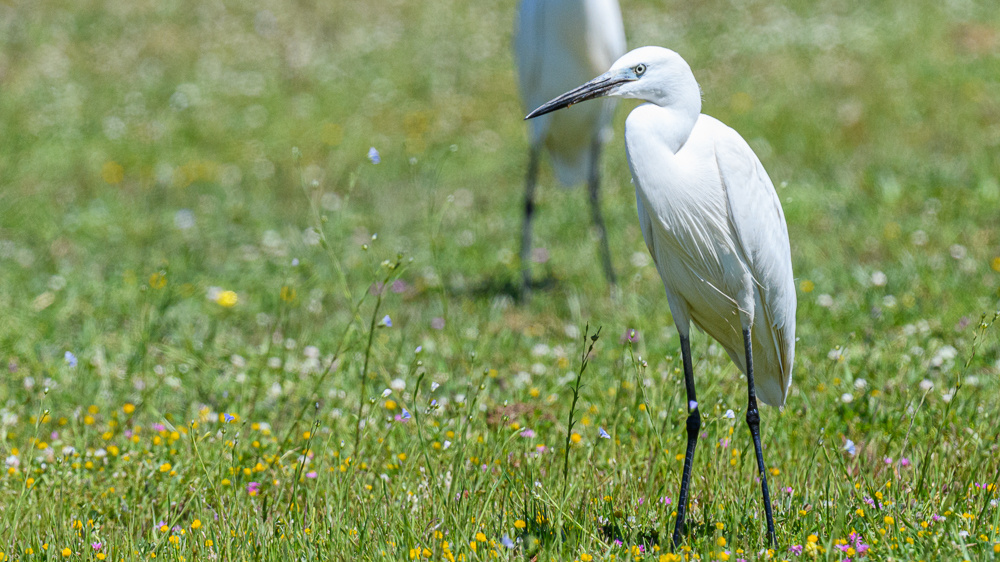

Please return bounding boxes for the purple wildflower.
[530,247,549,264]
[367,147,380,164]
[619,328,639,344]
[391,280,409,293]
[955,316,971,331]
[847,531,869,557]
[844,439,856,456]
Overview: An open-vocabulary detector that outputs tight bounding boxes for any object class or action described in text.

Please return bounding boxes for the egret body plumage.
[514,0,626,295]
[526,46,796,545]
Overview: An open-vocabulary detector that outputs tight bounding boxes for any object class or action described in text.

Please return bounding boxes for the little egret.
[514,0,626,295]
[526,47,796,546]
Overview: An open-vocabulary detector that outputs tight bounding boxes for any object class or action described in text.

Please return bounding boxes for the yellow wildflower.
[216,290,238,307]
[149,272,167,289]
[102,161,124,184]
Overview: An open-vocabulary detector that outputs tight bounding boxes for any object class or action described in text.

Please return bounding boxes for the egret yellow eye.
[634,64,647,75]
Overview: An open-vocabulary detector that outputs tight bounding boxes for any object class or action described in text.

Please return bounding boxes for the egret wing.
[635,189,656,258]
[586,0,627,70]
[714,126,797,404]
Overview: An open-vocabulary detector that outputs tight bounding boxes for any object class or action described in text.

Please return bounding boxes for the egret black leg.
[586,139,616,286]
[743,327,776,546]
[520,146,540,299]
[671,333,700,546]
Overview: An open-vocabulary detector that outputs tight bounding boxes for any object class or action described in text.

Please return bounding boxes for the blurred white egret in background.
[527,46,797,546]
[514,0,626,296]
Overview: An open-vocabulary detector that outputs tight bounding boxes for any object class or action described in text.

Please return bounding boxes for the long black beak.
[524,71,631,120]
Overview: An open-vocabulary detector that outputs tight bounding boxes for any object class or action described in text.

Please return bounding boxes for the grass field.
[1,0,1000,559]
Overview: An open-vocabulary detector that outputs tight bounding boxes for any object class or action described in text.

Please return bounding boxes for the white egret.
[526,47,796,546]
[514,0,626,295]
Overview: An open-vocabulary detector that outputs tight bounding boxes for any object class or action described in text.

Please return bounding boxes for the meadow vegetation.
[1,0,999,559]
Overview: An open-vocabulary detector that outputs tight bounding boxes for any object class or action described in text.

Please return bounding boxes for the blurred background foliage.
[0,0,998,443]
[0,0,999,557]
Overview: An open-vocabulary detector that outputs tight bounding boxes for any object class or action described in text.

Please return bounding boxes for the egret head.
[525,46,700,120]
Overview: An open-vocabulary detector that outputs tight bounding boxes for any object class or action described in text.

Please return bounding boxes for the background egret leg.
[520,146,540,298]
[672,333,701,546]
[743,328,777,546]
[586,139,616,286]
